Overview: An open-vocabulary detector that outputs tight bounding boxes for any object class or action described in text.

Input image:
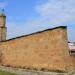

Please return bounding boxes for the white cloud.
[35,0,75,25]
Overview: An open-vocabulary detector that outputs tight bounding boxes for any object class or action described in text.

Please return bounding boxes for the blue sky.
[0,0,75,42]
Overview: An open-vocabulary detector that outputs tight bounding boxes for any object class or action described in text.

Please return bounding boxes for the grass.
[0,70,17,75]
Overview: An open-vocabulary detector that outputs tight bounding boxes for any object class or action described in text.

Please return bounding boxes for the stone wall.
[0,26,75,72]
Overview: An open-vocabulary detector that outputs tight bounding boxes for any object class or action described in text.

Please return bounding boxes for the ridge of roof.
[1,26,67,42]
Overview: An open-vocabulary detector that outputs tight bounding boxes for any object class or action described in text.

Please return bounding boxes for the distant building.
[69,42,75,56]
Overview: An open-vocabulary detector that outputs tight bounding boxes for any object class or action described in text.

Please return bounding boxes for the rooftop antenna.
[0,8,5,16]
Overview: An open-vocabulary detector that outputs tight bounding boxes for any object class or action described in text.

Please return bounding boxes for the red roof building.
[69,43,75,54]
[69,44,75,51]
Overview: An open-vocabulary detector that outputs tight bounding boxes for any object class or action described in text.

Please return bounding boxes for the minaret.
[0,11,6,41]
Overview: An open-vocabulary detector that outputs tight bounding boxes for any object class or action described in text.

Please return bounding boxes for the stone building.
[0,13,75,74]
